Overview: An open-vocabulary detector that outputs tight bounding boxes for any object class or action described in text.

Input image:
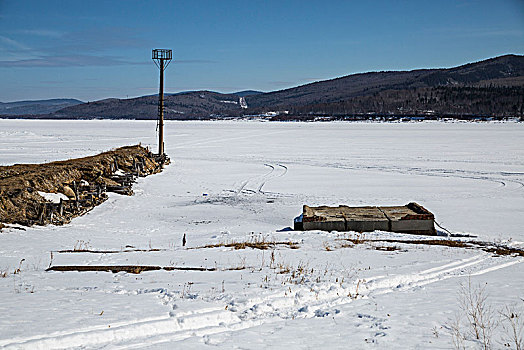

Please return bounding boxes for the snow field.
[0,120,523,349]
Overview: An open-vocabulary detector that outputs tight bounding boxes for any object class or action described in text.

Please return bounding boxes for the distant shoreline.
[0,115,522,122]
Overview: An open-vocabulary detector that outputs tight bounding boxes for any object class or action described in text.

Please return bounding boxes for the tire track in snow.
[258,164,287,193]
[236,164,274,195]
[229,163,274,195]
[295,160,524,192]
[254,164,275,193]
[233,163,287,196]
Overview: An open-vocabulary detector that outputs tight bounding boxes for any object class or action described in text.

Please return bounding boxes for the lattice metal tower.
[152,49,172,156]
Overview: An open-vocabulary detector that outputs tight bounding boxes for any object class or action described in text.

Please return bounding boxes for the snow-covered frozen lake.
[1,120,523,349]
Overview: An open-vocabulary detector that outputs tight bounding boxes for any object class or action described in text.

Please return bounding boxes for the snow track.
[232,163,288,196]
[3,254,521,349]
[257,164,287,194]
[297,160,524,192]
[362,254,524,296]
[1,309,243,350]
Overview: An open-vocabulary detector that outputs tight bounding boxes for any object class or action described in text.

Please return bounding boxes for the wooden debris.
[46,265,244,274]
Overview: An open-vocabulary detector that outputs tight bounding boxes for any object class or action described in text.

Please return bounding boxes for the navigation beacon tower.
[152,49,172,156]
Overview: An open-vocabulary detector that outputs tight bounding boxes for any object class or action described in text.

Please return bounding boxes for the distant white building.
[239,97,248,109]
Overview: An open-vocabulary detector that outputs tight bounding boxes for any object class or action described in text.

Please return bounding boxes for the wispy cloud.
[0,54,145,67]
[456,29,524,38]
[0,55,216,68]
[0,35,38,61]
[421,26,524,39]
[0,27,217,68]
[268,80,295,87]
[49,26,149,53]
[21,29,63,38]
[174,59,217,64]
[0,35,31,51]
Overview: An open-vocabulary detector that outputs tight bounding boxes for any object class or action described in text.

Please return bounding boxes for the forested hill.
[2,54,523,120]
[245,54,524,118]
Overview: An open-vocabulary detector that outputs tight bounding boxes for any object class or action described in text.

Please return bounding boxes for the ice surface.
[0,120,523,349]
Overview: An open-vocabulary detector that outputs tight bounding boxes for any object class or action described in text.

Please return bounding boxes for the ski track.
[294,160,524,192]
[3,254,521,349]
[231,163,288,197]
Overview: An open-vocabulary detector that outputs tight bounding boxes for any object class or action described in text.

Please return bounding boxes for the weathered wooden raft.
[0,145,169,229]
[294,202,436,235]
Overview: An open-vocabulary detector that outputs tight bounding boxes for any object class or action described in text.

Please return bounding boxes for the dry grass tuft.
[192,239,299,251]
[337,237,524,257]
[483,246,524,257]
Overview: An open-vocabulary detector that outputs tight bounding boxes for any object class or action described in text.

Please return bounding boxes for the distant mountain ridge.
[246,54,524,118]
[0,98,83,115]
[50,91,246,120]
[245,54,524,109]
[1,54,523,119]
[231,90,263,97]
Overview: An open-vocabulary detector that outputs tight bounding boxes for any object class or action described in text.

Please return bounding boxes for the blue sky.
[1,0,523,102]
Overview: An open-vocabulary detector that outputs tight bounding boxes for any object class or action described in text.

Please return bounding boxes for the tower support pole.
[152,49,172,157]
[158,59,164,156]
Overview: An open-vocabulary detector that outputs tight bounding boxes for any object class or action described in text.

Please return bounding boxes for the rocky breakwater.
[0,145,169,230]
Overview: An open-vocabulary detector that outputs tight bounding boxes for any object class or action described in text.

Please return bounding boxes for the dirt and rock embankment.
[0,145,169,230]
